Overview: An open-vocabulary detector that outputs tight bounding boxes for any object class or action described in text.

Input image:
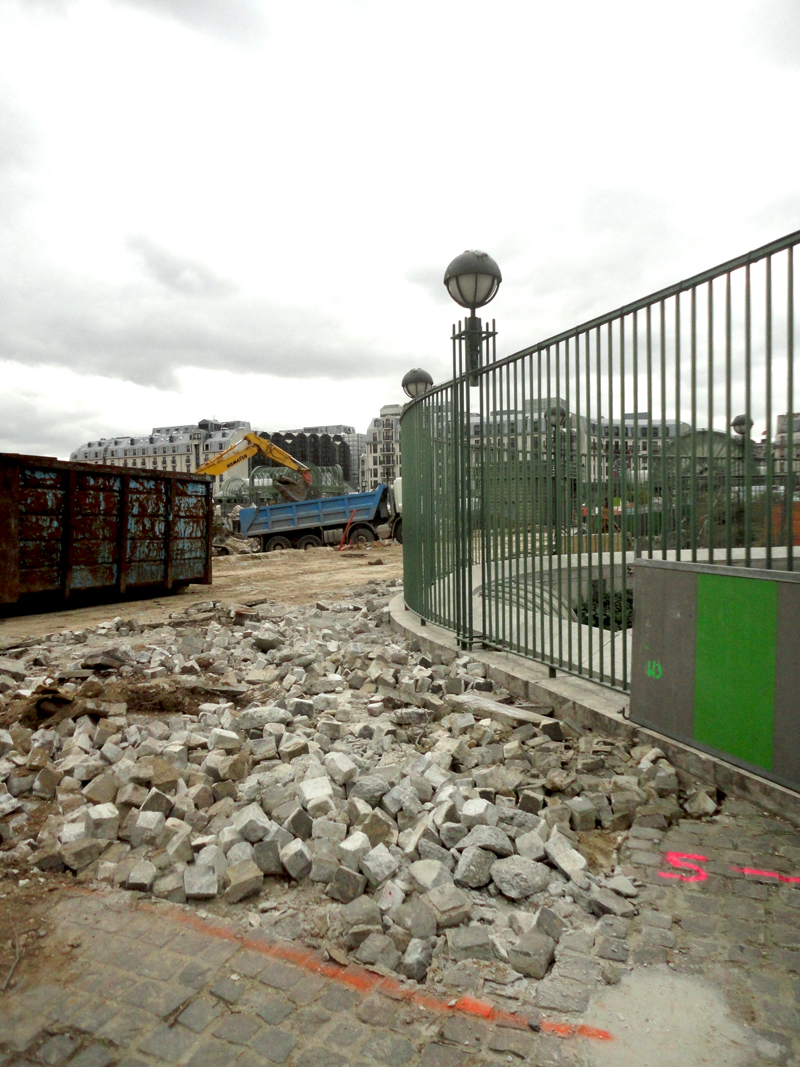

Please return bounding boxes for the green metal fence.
[402,229,800,690]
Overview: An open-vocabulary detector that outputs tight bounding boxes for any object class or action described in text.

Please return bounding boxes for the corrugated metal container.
[0,453,213,605]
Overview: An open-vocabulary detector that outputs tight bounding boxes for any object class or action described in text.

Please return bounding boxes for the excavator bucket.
[274,474,308,502]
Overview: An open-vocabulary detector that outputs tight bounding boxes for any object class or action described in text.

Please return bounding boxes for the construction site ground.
[0,545,404,645]
[1,541,799,1067]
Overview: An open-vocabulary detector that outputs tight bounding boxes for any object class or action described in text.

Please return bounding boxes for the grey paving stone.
[167,931,217,957]
[258,961,303,990]
[487,1028,538,1058]
[97,1006,157,1046]
[292,1006,333,1029]
[248,1027,298,1064]
[184,1040,239,1067]
[68,1045,119,1067]
[679,915,718,937]
[138,1022,199,1061]
[292,1049,349,1067]
[128,950,186,982]
[355,997,398,1027]
[728,944,763,964]
[419,1043,467,1067]
[317,986,360,1013]
[139,924,177,949]
[212,1014,262,1045]
[725,899,766,921]
[125,981,194,1017]
[175,960,216,989]
[210,977,246,1005]
[733,881,771,900]
[535,977,591,1013]
[230,950,269,978]
[251,994,295,1025]
[199,939,240,968]
[177,998,225,1032]
[641,926,676,948]
[631,943,668,965]
[287,975,327,1005]
[439,1015,486,1046]
[361,1031,416,1065]
[725,920,765,944]
[231,1054,264,1067]
[35,1034,81,1066]
[324,1019,370,1048]
[63,1000,119,1035]
[773,923,800,948]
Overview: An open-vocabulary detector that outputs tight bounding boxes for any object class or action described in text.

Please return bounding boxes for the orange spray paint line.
[124,895,613,1042]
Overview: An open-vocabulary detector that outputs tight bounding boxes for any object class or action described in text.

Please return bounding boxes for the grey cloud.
[115,0,267,45]
[748,0,800,68]
[749,195,800,236]
[127,235,238,297]
[405,265,450,305]
[0,390,96,459]
[524,192,671,311]
[0,90,37,174]
[0,257,410,389]
[583,188,671,241]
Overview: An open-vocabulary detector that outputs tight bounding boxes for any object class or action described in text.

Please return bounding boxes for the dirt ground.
[0,542,403,647]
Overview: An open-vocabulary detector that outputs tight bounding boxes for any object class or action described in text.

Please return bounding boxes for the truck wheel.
[297,534,322,550]
[348,527,375,546]
[264,535,292,552]
[393,519,403,544]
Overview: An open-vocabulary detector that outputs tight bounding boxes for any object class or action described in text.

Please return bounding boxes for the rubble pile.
[0,579,719,1010]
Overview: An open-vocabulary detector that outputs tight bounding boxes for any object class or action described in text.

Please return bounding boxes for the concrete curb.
[389,593,800,829]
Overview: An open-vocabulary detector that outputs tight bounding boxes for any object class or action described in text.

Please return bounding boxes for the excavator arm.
[195,432,313,486]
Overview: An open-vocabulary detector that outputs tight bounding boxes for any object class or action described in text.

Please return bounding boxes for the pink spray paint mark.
[730,866,800,884]
[658,852,709,881]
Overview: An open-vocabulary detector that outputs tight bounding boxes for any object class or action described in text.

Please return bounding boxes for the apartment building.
[70,419,252,482]
[361,404,403,491]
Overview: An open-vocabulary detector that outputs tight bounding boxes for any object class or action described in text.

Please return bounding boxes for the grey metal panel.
[634,558,800,583]
[630,565,697,739]
[773,583,800,786]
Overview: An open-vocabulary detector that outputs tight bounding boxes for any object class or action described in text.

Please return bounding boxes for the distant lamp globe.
[443,250,502,311]
[732,414,753,437]
[402,368,434,400]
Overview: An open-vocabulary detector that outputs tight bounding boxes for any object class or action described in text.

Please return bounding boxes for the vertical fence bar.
[619,315,629,687]
[690,287,698,560]
[788,245,795,571]
[766,255,773,567]
[744,262,753,565]
[725,272,733,564]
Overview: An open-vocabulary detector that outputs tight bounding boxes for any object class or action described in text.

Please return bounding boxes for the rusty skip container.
[0,453,213,605]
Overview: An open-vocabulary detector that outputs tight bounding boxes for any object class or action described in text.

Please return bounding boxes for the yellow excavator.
[195,432,313,502]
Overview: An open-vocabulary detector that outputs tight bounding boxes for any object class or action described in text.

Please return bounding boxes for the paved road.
[2,795,800,1067]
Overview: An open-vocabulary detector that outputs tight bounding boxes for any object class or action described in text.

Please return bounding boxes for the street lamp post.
[443,251,502,383]
[441,251,502,649]
[402,368,434,400]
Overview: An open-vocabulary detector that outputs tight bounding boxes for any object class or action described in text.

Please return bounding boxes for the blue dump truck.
[237,482,402,551]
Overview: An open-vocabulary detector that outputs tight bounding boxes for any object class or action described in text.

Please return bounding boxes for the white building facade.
[361,404,403,491]
[70,419,252,484]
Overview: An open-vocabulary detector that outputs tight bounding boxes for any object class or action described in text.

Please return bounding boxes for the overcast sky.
[1,0,799,458]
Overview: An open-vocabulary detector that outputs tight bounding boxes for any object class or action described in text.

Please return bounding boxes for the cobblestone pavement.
[0,889,582,1067]
[3,797,800,1067]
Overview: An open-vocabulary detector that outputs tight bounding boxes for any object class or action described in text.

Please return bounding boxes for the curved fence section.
[401,230,800,691]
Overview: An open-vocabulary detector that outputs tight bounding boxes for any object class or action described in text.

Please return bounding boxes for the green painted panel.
[694,574,776,770]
